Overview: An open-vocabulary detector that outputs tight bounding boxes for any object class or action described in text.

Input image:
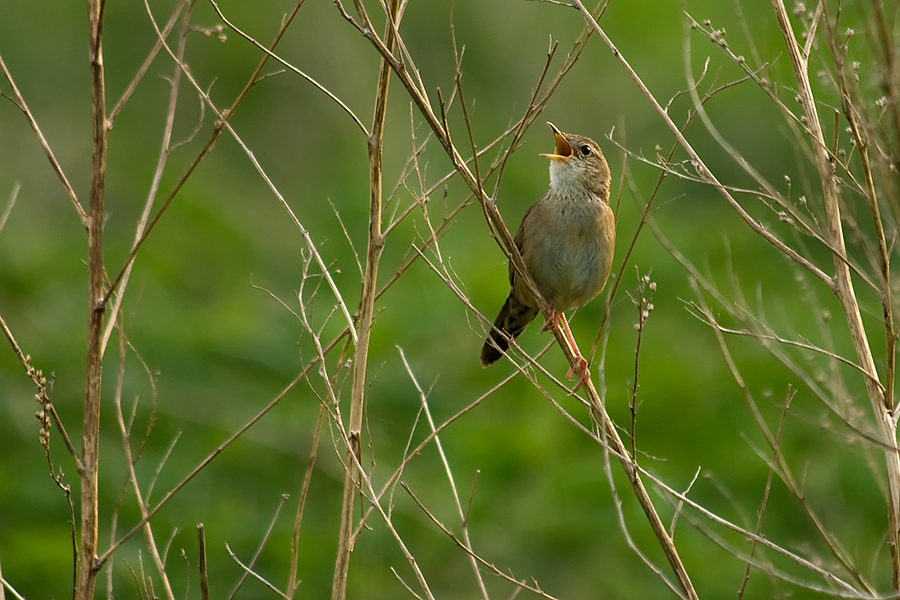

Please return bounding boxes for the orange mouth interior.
[554,133,573,158]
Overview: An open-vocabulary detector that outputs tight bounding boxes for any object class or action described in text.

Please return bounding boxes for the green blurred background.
[0,0,894,598]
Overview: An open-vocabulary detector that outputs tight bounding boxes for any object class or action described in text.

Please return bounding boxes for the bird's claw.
[566,356,591,391]
[540,304,560,333]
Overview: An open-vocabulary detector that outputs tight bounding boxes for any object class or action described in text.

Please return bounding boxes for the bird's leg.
[543,306,591,390]
[557,313,590,390]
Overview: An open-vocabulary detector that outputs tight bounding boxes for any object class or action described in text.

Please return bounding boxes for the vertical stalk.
[772,0,900,589]
[331,2,400,599]
[77,0,108,598]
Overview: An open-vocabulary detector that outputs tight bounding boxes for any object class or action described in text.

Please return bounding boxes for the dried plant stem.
[771,0,900,589]
[288,404,325,599]
[331,2,400,599]
[77,0,108,598]
[198,524,210,600]
[685,272,879,594]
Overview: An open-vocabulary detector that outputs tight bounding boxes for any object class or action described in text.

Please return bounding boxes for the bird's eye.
[580,145,592,156]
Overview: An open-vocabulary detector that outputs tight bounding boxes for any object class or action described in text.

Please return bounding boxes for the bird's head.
[540,122,610,200]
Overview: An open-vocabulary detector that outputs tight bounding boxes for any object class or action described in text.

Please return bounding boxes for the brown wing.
[509,203,536,287]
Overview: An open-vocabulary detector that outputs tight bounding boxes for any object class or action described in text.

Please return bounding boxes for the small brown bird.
[480,122,615,385]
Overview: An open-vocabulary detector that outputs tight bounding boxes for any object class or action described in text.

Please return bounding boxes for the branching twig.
[402,483,560,600]
[573,0,831,289]
[627,271,655,461]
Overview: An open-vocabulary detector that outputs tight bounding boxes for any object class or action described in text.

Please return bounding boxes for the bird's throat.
[548,159,586,199]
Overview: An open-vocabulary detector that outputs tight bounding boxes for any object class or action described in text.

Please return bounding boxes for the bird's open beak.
[540,122,573,161]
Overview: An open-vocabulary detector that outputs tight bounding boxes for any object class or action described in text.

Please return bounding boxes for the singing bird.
[480,122,615,385]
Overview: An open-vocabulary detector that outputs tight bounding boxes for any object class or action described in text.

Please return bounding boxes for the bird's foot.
[540,304,561,333]
[566,356,591,392]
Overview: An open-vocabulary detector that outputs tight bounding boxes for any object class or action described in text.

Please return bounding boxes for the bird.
[480,122,615,387]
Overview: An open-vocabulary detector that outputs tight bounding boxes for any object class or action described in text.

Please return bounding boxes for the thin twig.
[573,1,831,288]
[99,361,316,565]
[207,0,366,136]
[226,543,290,600]
[108,0,188,124]
[227,495,290,600]
[0,54,86,225]
[287,403,325,599]
[112,321,176,600]
[402,483,559,600]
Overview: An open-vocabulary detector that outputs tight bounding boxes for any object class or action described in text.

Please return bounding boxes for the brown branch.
[226,496,290,599]
[76,0,108,597]
[824,2,896,416]
[397,348,490,599]
[198,524,210,600]
[287,404,326,599]
[332,2,399,597]
[690,278,877,595]
[207,0,367,136]
[402,483,560,600]
[627,272,655,461]
[334,1,540,313]
[108,0,188,125]
[105,0,315,309]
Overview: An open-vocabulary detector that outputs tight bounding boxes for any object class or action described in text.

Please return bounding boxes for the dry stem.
[331,2,400,598]
[76,0,108,598]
